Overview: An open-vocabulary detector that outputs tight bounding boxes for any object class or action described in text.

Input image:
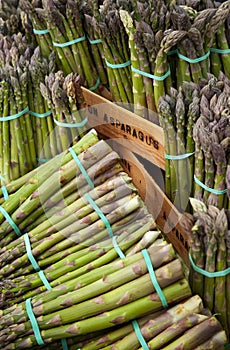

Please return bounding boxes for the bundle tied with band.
[189,198,230,340]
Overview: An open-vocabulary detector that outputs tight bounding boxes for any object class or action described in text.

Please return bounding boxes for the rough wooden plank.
[110,140,192,266]
[82,87,165,170]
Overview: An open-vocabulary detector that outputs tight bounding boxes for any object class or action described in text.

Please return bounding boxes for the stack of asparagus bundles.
[0,128,194,348]
[189,198,230,341]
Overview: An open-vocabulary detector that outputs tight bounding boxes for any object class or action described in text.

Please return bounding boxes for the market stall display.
[0,0,230,349]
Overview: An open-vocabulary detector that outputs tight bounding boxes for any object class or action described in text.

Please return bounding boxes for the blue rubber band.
[132,320,149,350]
[89,77,101,91]
[24,233,40,272]
[87,36,102,44]
[194,175,227,195]
[84,193,113,238]
[0,106,29,121]
[105,60,131,69]
[189,253,230,277]
[167,49,178,56]
[38,271,52,290]
[112,236,126,259]
[26,298,45,346]
[131,66,171,81]
[177,50,210,63]
[68,147,94,189]
[225,344,230,349]
[23,237,67,348]
[53,35,86,47]
[164,152,195,160]
[142,249,168,308]
[29,110,52,118]
[33,28,49,35]
[0,206,21,236]
[61,339,69,350]
[37,158,52,163]
[1,186,9,200]
[0,175,9,200]
[53,117,88,128]
[210,48,230,54]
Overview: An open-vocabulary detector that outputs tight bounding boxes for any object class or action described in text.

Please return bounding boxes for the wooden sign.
[82,87,165,170]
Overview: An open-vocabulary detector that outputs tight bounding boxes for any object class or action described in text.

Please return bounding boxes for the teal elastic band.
[210,48,230,54]
[87,36,102,44]
[164,152,195,160]
[24,233,52,289]
[38,271,52,290]
[24,236,67,349]
[53,117,88,128]
[1,186,9,200]
[84,193,125,257]
[132,320,149,350]
[53,35,86,47]
[61,339,69,350]
[177,50,210,64]
[0,175,9,200]
[194,175,227,195]
[37,158,52,163]
[89,77,101,91]
[84,193,113,238]
[0,106,29,121]
[167,49,178,56]
[68,147,94,189]
[142,249,168,308]
[131,66,171,81]
[112,236,126,259]
[189,253,230,277]
[26,298,45,346]
[0,206,21,236]
[225,344,230,349]
[33,28,49,35]
[105,59,131,69]
[29,110,52,118]
[24,233,40,272]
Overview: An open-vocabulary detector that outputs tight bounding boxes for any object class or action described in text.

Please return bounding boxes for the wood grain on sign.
[82,87,165,170]
[110,141,192,266]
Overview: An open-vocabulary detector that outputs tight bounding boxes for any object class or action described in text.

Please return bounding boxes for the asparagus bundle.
[158,81,200,212]
[87,0,133,109]
[0,39,37,182]
[13,297,227,350]
[120,1,176,118]
[189,198,230,340]
[76,0,109,87]
[19,0,54,59]
[39,0,100,92]
[158,71,230,211]
[0,33,62,180]
[40,70,89,154]
[193,72,230,209]
[27,47,58,162]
